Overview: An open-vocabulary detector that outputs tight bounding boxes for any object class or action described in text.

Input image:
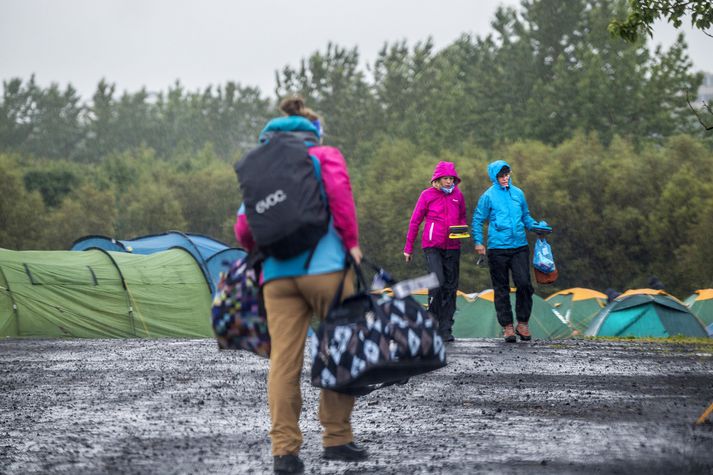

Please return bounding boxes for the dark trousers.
[487,246,533,327]
[424,248,460,336]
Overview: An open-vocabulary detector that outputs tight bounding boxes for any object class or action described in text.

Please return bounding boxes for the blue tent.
[71,231,245,293]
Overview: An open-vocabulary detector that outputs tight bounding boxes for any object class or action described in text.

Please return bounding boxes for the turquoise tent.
[71,231,244,294]
[685,289,713,336]
[1,248,213,339]
[585,293,708,338]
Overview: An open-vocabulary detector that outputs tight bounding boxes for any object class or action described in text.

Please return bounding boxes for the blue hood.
[259,116,320,143]
[488,159,511,187]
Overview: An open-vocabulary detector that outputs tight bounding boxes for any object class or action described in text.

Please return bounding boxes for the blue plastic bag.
[533,238,556,274]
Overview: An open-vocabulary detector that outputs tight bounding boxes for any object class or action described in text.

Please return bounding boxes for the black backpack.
[235,132,329,261]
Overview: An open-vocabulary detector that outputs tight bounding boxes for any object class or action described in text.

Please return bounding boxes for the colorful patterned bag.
[211,256,270,357]
[311,259,447,395]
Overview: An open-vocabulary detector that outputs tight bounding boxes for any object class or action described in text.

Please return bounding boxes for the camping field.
[1,337,713,474]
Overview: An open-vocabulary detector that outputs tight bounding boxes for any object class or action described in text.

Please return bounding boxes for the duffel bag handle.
[360,256,396,287]
[326,254,376,315]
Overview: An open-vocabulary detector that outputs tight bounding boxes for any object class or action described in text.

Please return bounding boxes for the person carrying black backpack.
[234,96,365,474]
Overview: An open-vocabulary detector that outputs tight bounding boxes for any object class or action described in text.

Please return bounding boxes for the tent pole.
[0,265,21,336]
[95,249,138,337]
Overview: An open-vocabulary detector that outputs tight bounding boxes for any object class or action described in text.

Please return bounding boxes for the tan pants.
[263,270,356,456]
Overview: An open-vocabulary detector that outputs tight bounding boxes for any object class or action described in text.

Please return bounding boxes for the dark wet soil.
[1,338,712,474]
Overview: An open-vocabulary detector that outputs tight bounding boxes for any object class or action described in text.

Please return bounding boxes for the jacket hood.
[488,160,511,187]
[258,116,320,143]
[430,161,461,185]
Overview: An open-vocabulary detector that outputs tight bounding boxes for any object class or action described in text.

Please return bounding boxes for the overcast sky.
[1,0,711,100]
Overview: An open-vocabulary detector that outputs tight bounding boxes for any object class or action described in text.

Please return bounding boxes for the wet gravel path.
[1,338,712,474]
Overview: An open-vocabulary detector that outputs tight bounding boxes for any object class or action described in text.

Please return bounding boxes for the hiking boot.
[323,442,368,461]
[516,322,531,341]
[503,324,516,343]
[274,454,304,474]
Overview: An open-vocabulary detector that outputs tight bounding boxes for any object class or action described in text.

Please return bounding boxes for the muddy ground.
[1,337,712,474]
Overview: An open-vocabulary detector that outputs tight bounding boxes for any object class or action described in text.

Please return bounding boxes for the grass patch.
[583,335,713,353]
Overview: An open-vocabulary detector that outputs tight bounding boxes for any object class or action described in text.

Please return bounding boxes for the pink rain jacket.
[404,161,467,254]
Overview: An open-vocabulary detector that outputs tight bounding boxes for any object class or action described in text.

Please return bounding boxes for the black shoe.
[323,442,368,461]
[274,454,304,474]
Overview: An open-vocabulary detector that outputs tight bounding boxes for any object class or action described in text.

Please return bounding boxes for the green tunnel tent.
[685,289,713,336]
[585,293,708,338]
[451,289,572,339]
[396,289,572,339]
[71,231,245,294]
[546,288,608,334]
[0,248,212,338]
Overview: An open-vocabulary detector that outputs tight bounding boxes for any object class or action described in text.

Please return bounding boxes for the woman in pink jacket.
[404,161,467,342]
[235,97,365,474]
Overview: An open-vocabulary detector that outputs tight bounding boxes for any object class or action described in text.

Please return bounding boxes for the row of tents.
[547,287,712,338]
[1,232,711,340]
[399,287,711,340]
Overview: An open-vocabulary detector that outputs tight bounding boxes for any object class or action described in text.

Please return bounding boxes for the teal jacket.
[471,160,537,250]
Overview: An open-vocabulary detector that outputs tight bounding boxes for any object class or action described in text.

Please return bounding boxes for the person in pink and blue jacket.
[403,161,467,342]
[234,97,366,474]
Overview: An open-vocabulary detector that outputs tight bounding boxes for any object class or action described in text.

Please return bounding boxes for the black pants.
[424,248,460,336]
[487,246,533,327]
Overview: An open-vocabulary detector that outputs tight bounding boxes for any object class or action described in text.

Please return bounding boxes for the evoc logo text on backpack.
[255,190,287,214]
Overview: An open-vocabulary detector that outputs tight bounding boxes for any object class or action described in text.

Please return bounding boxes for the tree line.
[2,0,712,297]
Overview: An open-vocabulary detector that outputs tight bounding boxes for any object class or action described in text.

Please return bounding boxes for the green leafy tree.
[169,161,242,243]
[23,164,80,208]
[275,43,379,158]
[644,135,713,293]
[372,39,441,145]
[81,79,119,162]
[118,181,187,238]
[205,82,271,160]
[0,154,47,249]
[0,78,85,160]
[677,196,713,289]
[43,183,117,249]
[609,0,713,42]
[24,83,85,160]
[609,0,713,131]
[98,149,144,194]
[111,88,160,156]
[0,77,39,152]
[520,0,700,144]
[415,36,480,151]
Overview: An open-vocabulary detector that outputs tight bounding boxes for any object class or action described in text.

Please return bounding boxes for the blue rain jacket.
[471,160,537,249]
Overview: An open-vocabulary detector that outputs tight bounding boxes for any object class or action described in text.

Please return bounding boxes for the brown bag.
[534,267,558,285]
